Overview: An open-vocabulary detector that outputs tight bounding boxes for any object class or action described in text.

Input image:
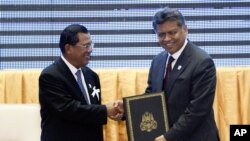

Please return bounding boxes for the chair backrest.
[0,104,41,141]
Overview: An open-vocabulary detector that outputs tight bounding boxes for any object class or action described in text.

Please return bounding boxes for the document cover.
[123,92,169,141]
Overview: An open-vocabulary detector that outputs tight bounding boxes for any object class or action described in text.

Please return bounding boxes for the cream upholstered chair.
[0,104,41,141]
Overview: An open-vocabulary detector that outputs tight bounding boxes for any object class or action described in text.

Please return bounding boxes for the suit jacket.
[145,41,220,141]
[39,58,107,141]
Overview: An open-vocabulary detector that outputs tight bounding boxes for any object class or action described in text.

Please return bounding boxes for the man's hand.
[106,100,124,121]
[113,100,123,114]
[154,135,166,141]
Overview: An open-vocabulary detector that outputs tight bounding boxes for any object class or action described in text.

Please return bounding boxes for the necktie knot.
[163,56,175,90]
[168,56,175,66]
[75,70,81,79]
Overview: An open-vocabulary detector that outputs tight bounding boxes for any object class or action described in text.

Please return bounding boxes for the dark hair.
[59,24,89,53]
[152,7,186,31]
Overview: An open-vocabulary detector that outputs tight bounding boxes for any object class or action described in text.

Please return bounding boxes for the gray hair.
[152,7,186,31]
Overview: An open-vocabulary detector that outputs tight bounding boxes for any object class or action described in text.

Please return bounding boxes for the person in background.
[39,24,122,141]
[145,7,220,141]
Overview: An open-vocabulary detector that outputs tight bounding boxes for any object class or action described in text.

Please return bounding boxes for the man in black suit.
[145,7,220,141]
[39,24,121,141]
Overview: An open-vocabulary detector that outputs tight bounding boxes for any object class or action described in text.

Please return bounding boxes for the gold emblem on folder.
[140,112,157,132]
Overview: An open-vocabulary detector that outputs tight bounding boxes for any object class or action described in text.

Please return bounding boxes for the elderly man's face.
[66,33,93,68]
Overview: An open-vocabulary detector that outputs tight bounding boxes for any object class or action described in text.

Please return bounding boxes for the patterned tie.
[163,56,175,90]
[75,70,90,104]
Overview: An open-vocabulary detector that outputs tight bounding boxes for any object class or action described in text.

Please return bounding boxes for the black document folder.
[123,92,169,141]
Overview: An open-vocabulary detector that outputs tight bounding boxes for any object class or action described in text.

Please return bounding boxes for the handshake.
[106,100,124,121]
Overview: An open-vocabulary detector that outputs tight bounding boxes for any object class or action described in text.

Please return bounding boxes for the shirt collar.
[61,55,79,75]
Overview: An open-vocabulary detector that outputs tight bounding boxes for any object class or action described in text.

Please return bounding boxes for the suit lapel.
[56,58,88,102]
[167,42,192,96]
[81,67,100,104]
[156,52,168,91]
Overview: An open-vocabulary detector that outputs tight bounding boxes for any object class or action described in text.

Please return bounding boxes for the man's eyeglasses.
[75,42,94,50]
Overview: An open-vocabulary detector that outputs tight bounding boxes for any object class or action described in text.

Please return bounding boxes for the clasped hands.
[106,100,124,121]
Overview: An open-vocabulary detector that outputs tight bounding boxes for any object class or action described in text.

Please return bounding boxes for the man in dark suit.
[39,24,121,141]
[145,8,220,141]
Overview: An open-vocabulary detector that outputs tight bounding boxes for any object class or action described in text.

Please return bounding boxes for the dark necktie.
[163,56,175,90]
[75,70,90,104]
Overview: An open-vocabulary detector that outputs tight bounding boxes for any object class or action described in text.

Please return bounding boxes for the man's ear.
[183,25,188,34]
[64,44,71,54]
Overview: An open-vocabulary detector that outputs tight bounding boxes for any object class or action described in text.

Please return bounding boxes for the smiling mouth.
[166,41,175,46]
[163,44,174,49]
[86,55,91,59]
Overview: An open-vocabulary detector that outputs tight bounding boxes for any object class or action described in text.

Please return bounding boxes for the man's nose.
[163,34,171,41]
[88,47,93,53]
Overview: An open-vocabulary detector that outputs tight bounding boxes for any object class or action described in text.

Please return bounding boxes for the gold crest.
[140,112,157,132]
